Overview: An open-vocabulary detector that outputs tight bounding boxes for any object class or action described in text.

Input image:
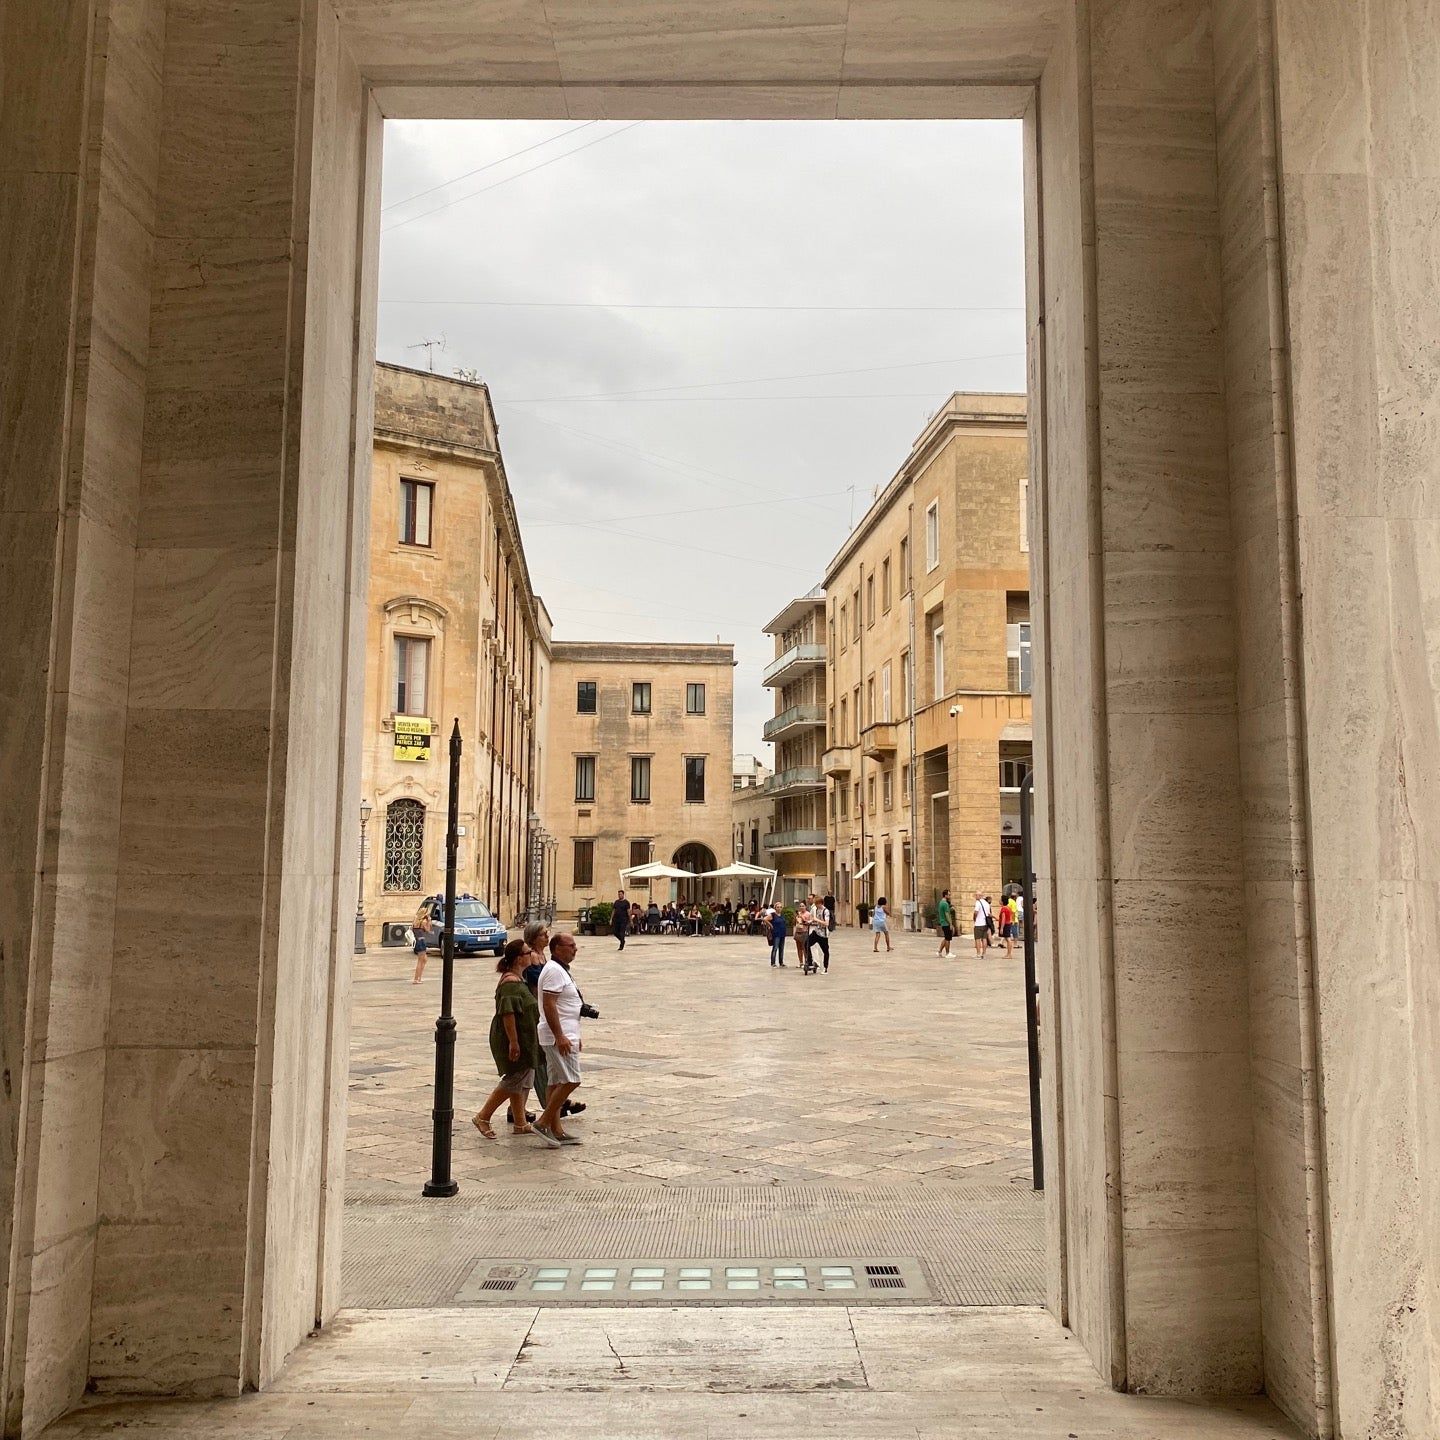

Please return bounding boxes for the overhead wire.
[382,123,644,234]
[381,122,597,212]
[379,298,1025,313]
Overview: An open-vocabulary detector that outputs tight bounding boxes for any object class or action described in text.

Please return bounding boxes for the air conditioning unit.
[380,922,411,947]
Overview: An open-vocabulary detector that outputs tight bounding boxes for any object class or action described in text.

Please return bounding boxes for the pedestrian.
[472,938,539,1140]
[769,904,788,966]
[523,919,549,956]
[410,904,433,984]
[937,889,955,957]
[998,895,1017,958]
[612,889,629,951]
[806,893,832,973]
[985,894,997,949]
[793,899,812,967]
[871,895,892,953]
[533,933,585,1146]
[973,892,989,958]
[823,892,838,928]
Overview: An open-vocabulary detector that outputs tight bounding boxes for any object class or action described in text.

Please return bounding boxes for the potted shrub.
[589,900,613,935]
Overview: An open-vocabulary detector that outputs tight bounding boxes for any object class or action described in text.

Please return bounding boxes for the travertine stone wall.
[1036,0,1260,1397]
[1267,1,1440,1434]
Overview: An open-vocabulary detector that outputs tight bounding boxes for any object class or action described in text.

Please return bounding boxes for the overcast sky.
[377,120,1025,759]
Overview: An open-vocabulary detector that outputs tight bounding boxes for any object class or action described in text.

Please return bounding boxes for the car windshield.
[452,900,494,921]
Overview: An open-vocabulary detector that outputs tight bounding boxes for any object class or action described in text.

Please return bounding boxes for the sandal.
[471,1115,496,1141]
[510,1123,535,1134]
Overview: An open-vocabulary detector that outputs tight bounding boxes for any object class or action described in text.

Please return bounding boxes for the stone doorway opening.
[342,113,1046,1324]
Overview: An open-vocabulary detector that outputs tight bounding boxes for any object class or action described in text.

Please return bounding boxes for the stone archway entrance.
[672,842,719,904]
[8,4,1436,1438]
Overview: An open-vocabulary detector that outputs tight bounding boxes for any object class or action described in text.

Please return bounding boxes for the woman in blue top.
[871,896,892,953]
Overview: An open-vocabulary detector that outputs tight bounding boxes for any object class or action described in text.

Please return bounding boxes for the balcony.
[821,746,852,777]
[766,765,825,796]
[762,641,826,689]
[764,828,827,853]
[861,721,899,759]
[762,702,825,742]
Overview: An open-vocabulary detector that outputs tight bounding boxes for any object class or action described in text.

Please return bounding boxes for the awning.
[619,862,695,881]
[698,862,777,881]
[854,861,876,881]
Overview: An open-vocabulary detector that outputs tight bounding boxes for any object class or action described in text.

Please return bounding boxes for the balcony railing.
[763,828,827,852]
[761,642,826,688]
[762,702,825,742]
[821,746,852,776]
[766,765,824,795]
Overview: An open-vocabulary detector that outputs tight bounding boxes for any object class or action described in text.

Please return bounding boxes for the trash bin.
[857,902,871,927]
[901,899,917,932]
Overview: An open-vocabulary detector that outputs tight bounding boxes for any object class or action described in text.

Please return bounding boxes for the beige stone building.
[824,395,1029,925]
[12,8,1439,1439]
[731,755,775,905]
[359,363,551,938]
[544,642,734,916]
[761,594,828,906]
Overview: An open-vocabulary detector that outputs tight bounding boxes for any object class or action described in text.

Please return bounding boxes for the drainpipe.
[906,501,919,929]
[857,562,867,917]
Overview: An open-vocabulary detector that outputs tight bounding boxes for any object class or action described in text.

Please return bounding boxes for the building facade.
[761,594,828,906]
[824,394,1030,926]
[731,756,775,905]
[545,642,734,916]
[359,363,551,940]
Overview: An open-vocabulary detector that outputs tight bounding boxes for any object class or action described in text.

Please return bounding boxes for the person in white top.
[973,893,990,957]
[805,893,832,973]
[533,933,584,1147]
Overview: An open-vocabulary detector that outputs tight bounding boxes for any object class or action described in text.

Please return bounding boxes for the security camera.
[948,704,962,718]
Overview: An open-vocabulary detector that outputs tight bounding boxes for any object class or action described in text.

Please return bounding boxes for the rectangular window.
[932,624,946,700]
[840,785,849,820]
[882,557,892,611]
[839,697,848,743]
[866,575,876,626]
[851,686,860,742]
[925,500,940,571]
[393,635,430,715]
[853,782,861,817]
[866,675,875,725]
[574,755,595,803]
[901,762,911,805]
[1000,756,1032,789]
[882,662,893,722]
[867,775,877,812]
[399,478,433,546]
[685,682,706,715]
[685,756,706,804]
[630,755,651,803]
[900,650,911,718]
[828,704,835,743]
[632,681,651,714]
[576,679,597,713]
[899,536,910,592]
[1019,477,1030,553]
[629,838,650,869]
[839,603,848,649]
[883,769,893,810]
[1007,622,1033,693]
[572,839,594,887]
[852,589,861,641]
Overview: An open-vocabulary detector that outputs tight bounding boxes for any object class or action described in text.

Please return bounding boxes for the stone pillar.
[1035,0,1260,1397]
[1264,1,1440,1435]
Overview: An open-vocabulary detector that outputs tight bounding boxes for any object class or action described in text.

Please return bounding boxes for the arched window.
[383,799,425,892]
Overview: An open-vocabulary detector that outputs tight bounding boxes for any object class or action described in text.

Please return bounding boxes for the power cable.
[382,124,644,235]
[382,122,596,212]
[379,298,1025,313]
[507,351,1024,403]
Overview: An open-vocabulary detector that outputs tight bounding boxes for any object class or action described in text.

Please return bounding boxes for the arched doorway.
[672,841,717,904]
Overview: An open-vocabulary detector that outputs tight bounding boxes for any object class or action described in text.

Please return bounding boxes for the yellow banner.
[393,716,432,762]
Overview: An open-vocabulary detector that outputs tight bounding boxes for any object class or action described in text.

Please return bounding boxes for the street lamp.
[355,798,373,954]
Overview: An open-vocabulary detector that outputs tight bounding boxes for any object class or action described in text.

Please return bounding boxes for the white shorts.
[543,1042,582,1087]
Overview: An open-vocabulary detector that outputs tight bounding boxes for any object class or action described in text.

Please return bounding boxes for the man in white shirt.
[534,933,584,1147]
[973,893,990,957]
[805,893,832,973]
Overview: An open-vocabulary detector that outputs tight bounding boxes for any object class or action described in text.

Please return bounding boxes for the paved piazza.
[342,925,1044,1307]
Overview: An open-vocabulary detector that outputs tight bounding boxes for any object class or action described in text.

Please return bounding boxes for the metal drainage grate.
[454,1257,929,1304]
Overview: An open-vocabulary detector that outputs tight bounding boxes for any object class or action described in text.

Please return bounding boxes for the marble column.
[1035,0,1262,1397]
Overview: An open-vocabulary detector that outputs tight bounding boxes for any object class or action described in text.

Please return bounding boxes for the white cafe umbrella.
[619,861,696,882]
[699,861,779,906]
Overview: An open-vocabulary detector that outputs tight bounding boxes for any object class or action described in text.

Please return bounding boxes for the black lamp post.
[1019,769,1044,1192]
[354,798,372,954]
[423,719,462,1198]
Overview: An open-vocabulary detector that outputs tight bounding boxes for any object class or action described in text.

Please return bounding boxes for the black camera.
[580,1002,600,1020]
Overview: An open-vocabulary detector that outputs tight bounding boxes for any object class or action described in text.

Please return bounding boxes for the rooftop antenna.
[848,483,856,528]
[408,334,447,372]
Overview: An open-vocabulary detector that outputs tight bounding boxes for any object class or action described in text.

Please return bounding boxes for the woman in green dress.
[472,938,540,1139]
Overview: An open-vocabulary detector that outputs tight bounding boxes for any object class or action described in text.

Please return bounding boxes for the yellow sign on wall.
[393,716,432,762]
